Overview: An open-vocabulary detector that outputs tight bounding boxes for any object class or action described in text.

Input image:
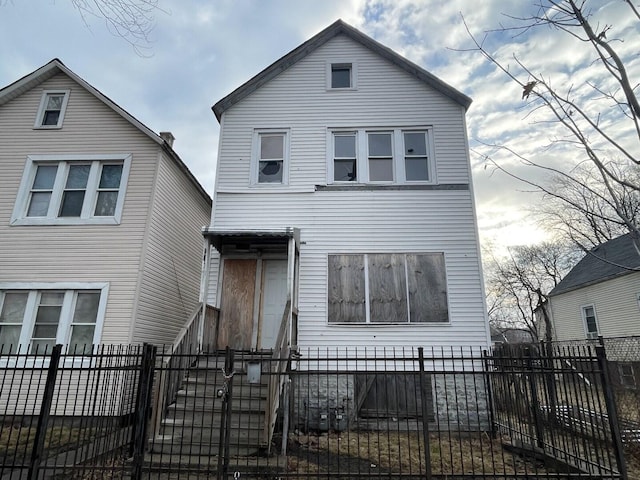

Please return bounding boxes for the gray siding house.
[0,59,211,352]
[203,20,490,352]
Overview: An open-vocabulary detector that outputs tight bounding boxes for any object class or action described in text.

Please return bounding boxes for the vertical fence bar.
[525,347,545,449]
[27,344,62,480]
[131,343,157,480]
[418,347,432,480]
[596,343,629,480]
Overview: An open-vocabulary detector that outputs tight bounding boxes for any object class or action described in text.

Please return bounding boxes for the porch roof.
[203,227,299,254]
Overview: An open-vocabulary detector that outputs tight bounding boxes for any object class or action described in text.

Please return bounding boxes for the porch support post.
[199,235,212,351]
[287,235,296,345]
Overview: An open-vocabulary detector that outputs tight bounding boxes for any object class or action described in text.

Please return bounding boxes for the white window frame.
[250,129,290,186]
[11,154,131,226]
[0,282,109,354]
[326,61,357,90]
[581,304,599,339]
[34,90,70,129]
[327,128,435,185]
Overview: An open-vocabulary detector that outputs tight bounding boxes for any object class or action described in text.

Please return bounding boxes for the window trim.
[34,90,70,129]
[327,252,450,325]
[326,61,357,90]
[0,282,109,354]
[327,128,435,185]
[11,154,131,226]
[581,304,599,339]
[250,129,290,187]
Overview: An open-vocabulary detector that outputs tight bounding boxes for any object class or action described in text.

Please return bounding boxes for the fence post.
[482,349,498,439]
[418,347,432,480]
[131,343,157,480]
[525,347,545,449]
[27,344,62,480]
[595,342,628,480]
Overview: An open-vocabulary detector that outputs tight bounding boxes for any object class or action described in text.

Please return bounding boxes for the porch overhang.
[203,227,300,255]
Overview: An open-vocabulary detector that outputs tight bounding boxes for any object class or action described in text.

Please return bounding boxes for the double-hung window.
[329,128,433,184]
[252,130,289,185]
[12,154,131,225]
[0,284,108,354]
[582,305,599,339]
[327,253,449,324]
[34,90,70,129]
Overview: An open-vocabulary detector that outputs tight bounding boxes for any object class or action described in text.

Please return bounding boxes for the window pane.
[33,325,58,338]
[69,325,95,351]
[334,159,356,182]
[369,159,393,181]
[73,292,100,323]
[0,326,21,353]
[368,254,408,323]
[368,133,392,156]
[328,255,365,322]
[95,191,118,216]
[59,191,85,217]
[331,66,351,88]
[65,165,90,188]
[404,132,427,155]
[31,340,55,353]
[0,292,28,323]
[27,192,51,216]
[407,254,449,322]
[406,158,429,181]
[35,305,62,324]
[41,292,64,305]
[33,165,58,189]
[334,135,355,157]
[46,95,64,110]
[42,111,60,126]
[99,165,123,188]
[260,135,283,160]
[258,160,283,183]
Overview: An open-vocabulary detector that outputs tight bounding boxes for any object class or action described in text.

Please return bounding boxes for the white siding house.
[548,233,640,341]
[204,21,490,351]
[0,59,211,352]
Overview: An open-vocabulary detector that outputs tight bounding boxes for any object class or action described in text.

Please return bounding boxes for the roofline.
[0,59,211,205]
[212,19,472,122]
[549,268,639,297]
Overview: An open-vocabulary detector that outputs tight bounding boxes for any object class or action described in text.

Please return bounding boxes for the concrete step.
[142,452,286,470]
[154,423,264,444]
[178,379,269,398]
[169,394,267,413]
[148,440,265,457]
[160,411,264,429]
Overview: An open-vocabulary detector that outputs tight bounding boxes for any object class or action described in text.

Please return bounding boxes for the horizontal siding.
[550,272,640,340]
[0,73,157,344]
[215,34,470,191]
[131,153,211,345]
[211,189,488,349]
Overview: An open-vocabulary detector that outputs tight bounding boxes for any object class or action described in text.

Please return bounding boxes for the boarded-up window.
[328,253,448,323]
[328,255,366,323]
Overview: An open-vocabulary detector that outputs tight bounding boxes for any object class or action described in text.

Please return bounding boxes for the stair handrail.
[263,300,293,450]
[150,302,220,439]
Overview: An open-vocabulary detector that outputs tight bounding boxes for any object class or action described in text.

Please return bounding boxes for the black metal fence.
[0,343,633,479]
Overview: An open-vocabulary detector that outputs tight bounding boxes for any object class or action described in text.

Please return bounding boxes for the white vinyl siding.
[550,271,640,341]
[215,35,470,192]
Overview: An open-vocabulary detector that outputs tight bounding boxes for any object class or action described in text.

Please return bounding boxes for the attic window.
[35,90,70,129]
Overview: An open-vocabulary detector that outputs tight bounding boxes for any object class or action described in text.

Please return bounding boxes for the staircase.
[147,351,286,472]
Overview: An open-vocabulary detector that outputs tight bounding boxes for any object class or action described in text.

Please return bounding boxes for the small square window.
[35,90,70,129]
[331,64,352,89]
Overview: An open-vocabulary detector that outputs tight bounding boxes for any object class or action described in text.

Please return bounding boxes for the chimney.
[159,131,175,147]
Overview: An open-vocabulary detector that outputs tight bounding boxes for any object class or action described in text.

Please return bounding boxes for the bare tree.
[485,242,581,341]
[464,0,640,255]
[1,0,163,53]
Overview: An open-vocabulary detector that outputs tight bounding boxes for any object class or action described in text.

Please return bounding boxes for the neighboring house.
[547,233,640,342]
[491,326,535,346]
[202,20,490,353]
[0,59,211,353]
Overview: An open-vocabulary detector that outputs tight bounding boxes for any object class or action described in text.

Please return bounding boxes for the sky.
[1,0,637,254]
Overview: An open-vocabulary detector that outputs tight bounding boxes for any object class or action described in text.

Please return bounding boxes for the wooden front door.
[217,259,257,349]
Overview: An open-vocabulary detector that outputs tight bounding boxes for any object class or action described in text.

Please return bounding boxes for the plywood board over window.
[369,254,407,322]
[407,254,449,323]
[327,253,449,324]
[328,255,365,323]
